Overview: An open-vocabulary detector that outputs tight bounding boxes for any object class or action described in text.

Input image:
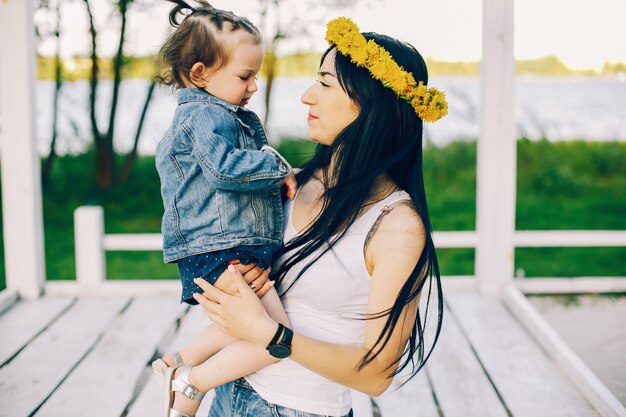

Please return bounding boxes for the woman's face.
[301,49,360,145]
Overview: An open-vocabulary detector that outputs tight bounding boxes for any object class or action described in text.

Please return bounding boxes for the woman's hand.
[212,262,272,297]
[193,265,278,346]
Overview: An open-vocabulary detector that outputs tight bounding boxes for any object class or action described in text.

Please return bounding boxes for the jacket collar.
[178,88,241,113]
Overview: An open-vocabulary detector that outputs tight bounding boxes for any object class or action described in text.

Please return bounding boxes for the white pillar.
[74,206,106,288]
[475,0,516,296]
[0,0,46,299]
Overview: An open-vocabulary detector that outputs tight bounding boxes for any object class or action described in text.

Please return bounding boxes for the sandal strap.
[172,351,184,367]
[169,410,192,417]
[171,366,206,401]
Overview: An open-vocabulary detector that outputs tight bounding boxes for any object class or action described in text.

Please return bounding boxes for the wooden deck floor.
[0,291,601,417]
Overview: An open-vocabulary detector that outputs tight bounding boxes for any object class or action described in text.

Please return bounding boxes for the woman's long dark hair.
[272,33,443,382]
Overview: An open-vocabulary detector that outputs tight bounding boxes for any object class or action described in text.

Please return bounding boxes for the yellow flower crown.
[325,17,448,123]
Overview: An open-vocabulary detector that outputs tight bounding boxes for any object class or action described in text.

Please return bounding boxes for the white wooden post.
[74,206,106,287]
[0,0,46,299]
[475,0,516,296]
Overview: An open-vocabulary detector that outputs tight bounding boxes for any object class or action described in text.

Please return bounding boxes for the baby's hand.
[283,172,297,200]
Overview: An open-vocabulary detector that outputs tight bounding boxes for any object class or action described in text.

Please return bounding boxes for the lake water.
[33,76,626,156]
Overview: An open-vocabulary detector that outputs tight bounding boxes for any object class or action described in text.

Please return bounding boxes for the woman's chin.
[307,133,319,143]
[307,133,328,145]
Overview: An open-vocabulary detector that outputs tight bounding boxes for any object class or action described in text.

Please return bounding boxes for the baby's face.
[204,34,264,108]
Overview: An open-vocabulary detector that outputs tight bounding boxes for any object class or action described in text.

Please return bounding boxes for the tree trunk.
[99,0,130,188]
[118,79,156,184]
[83,0,100,142]
[83,0,112,188]
[263,49,277,133]
[42,0,62,190]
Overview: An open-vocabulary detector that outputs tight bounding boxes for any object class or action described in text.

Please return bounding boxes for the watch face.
[268,344,291,359]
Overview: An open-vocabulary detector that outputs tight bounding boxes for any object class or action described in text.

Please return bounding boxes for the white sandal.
[162,365,206,417]
[152,351,184,382]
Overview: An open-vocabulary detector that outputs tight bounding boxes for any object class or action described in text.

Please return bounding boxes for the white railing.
[68,205,626,296]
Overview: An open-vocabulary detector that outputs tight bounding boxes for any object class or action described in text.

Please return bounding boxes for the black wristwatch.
[266,323,293,359]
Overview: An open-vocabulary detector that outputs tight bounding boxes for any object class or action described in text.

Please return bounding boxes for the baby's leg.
[172,286,289,415]
[164,281,287,368]
[163,324,237,367]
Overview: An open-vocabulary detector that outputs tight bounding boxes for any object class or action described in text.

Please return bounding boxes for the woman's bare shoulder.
[377,203,425,245]
[365,199,426,274]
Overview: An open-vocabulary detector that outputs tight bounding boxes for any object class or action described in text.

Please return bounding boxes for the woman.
[192,17,446,417]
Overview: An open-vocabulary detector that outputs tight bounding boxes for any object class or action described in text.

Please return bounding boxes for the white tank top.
[245,187,412,416]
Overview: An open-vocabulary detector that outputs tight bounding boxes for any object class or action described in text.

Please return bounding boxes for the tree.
[35,0,64,189]
[118,79,156,183]
[82,0,156,189]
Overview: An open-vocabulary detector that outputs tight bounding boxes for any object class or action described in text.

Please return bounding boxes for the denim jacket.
[156,88,291,263]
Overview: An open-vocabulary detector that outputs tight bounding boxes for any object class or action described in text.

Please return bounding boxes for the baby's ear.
[189,62,210,87]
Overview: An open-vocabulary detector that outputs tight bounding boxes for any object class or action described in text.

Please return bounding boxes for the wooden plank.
[0,0,46,300]
[170,309,217,417]
[426,303,508,417]
[432,231,477,248]
[35,297,186,417]
[475,0,516,295]
[46,280,179,297]
[0,297,128,416]
[74,206,106,286]
[441,276,477,293]
[126,306,212,417]
[447,292,599,416]
[374,369,440,417]
[0,289,18,316]
[505,287,626,417]
[513,230,626,247]
[104,233,163,250]
[0,297,73,365]
[166,305,210,352]
[516,277,626,295]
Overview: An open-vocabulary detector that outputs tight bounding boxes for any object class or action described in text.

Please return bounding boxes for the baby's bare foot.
[162,353,177,367]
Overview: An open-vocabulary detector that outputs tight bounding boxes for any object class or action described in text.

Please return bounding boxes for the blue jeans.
[208,378,354,417]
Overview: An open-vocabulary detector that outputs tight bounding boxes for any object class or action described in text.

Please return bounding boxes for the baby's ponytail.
[167,0,192,27]
[167,0,217,26]
[156,0,261,89]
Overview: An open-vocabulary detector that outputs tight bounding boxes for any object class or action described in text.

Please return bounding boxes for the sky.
[37,0,626,71]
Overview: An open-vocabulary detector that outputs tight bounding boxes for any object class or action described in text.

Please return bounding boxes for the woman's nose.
[301,83,316,105]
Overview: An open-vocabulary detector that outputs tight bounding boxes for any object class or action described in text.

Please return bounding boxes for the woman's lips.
[308,113,318,120]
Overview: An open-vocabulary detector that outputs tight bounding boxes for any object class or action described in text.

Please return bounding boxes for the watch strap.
[267,323,284,349]
[279,326,293,348]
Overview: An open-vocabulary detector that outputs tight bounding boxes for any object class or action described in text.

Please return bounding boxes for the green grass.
[0,138,624,290]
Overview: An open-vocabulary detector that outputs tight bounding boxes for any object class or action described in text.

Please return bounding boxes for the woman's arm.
[193,205,425,397]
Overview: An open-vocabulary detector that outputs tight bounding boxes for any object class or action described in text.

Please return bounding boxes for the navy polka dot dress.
[177,243,283,305]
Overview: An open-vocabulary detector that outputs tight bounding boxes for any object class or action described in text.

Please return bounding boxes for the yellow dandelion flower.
[335,37,353,54]
[418,107,439,123]
[387,68,408,94]
[369,61,387,80]
[325,17,448,122]
[349,47,368,66]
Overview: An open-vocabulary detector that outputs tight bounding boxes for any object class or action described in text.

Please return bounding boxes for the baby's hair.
[156,0,262,89]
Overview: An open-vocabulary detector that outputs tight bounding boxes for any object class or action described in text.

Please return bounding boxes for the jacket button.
[270,191,278,196]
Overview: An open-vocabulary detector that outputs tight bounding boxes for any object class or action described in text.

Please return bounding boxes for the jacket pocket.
[168,153,185,181]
